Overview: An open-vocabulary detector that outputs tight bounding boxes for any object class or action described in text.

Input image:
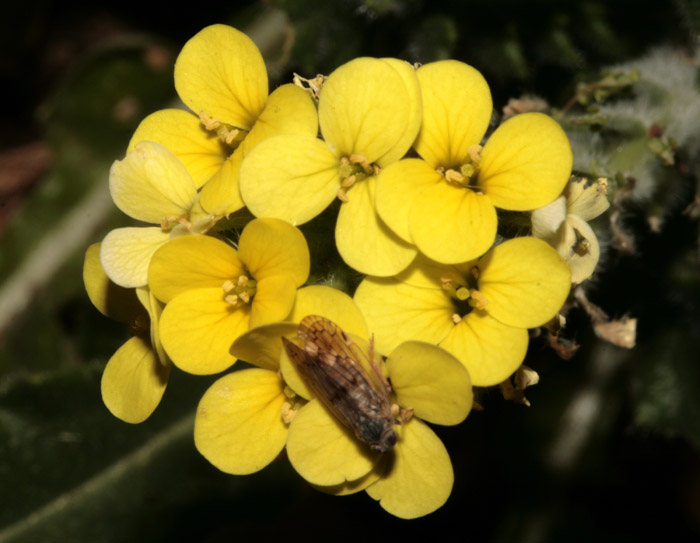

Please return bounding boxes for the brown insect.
[282,315,398,453]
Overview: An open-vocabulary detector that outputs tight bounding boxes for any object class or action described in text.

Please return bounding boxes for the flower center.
[441,266,489,323]
[199,111,247,150]
[160,214,192,231]
[336,153,379,202]
[439,144,483,191]
[222,274,257,306]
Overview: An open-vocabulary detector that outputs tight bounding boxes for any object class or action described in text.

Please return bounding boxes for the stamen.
[452,313,462,323]
[219,126,240,145]
[468,290,489,310]
[161,215,192,231]
[349,153,372,173]
[222,275,257,306]
[199,110,220,131]
[466,144,483,165]
[399,406,414,424]
[444,169,465,184]
[292,73,326,100]
[281,402,297,424]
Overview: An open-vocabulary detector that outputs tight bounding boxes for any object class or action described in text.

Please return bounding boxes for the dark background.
[1,1,700,541]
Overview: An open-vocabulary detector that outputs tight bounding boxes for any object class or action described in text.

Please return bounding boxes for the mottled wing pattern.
[282,315,396,451]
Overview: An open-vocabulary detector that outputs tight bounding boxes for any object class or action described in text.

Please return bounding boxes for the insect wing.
[282,316,397,451]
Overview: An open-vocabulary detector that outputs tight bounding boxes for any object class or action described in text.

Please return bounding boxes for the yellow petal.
[148,235,243,303]
[354,277,453,356]
[319,57,411,163]
[249,275,297,328]
[440,311,529,386]
[387,341,472,426]
[375,158,441,243]
[366,418,453,519]
[101,227,170,288]
[286,399,378,486]
[479,112,573,210]
[159,288,248,374]
[567,177,610,221]
[138,287,169,366]
[230,322,298,371]
[239,134,339,225]
[109,141,197,223]
[238,218,310,285]
[127,109,224,189]
[83,243,142,322]
[101,335,170,423]
[374,58,422,167]
[531,195,567,240]
[197,147,245,217]
[409,182,497,264]
[560,214,601,283]
[414,60,492,168]
[313,462,384,495]
[194,368,287,474]
[336,179,417,276]
[290,285,369,340]
[174,24,267,129]
[478,237,571,328]
[240,83,319,155]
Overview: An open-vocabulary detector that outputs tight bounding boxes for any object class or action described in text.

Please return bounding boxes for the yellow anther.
[452,313,462,323]
[350,153,371,173]
[467,144,483,165]
[468,290,489,310]
[161,215,192,231]
[219,126,240,145]
[444,169,465,184]
[222,280,235,293]
[470,266,480,280]
[337,188,350,202]
[199,110,220,131]
[341,174,357,189]
[281,402,297,424]
[222,275,256,306]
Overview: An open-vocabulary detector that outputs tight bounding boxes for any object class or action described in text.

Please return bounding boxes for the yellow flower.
[194,286,472,519]
[354,237,571,386]
[128,24,318,217]
[239,57,422,276]
[531,177,610,283]
[147,218,309,375]
[101,141,212,288]
[193,286,364,476]
[83,243,169,423]
[374,60,573,264]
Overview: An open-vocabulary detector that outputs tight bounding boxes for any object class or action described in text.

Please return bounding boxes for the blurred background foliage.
[2,0,700,541]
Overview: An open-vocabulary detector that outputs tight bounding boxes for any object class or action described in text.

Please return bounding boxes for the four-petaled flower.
[147,218,310,375]
[84,243,170,423]
[374,60,573,265]
[239,57,422,276]
[128,24,318,218]
[354,237,571,386]
[194,286,473,519]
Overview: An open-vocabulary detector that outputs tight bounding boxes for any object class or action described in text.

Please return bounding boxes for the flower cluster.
[83,23,602,518]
